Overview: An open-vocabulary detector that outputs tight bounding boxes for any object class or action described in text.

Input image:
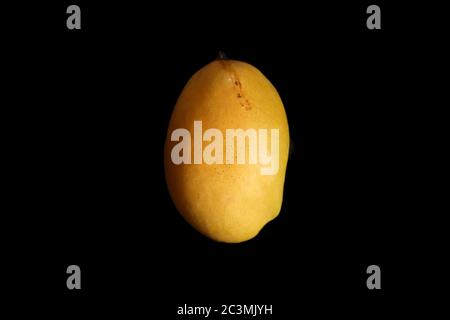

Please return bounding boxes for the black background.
[5,0,442,318]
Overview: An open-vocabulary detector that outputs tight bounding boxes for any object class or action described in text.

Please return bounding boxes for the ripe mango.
[164,57,289,243]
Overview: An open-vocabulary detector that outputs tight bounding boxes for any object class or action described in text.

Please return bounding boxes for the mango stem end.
[216,51,228,60]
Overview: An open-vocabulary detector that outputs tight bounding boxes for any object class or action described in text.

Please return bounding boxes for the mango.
[164,56,289,243]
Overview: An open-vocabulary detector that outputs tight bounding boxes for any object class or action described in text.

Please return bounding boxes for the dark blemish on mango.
[233,78,250,109]
[244,99,252,110]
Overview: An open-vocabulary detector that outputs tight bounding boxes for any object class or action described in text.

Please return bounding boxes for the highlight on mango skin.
[164,54,289,243]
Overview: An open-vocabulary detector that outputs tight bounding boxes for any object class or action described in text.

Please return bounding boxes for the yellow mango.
[164,57,289,243]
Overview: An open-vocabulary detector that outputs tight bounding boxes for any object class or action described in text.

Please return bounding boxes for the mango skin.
[164,59,289,243]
